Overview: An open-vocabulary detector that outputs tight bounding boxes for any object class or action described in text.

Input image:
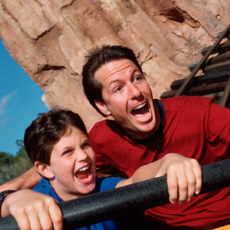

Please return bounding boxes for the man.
[1,45,230,229]
[82,45,230,229]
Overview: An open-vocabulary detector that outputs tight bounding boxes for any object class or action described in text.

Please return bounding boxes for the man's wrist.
[0,190,15,217]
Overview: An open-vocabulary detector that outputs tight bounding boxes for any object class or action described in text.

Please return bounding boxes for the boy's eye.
[63,149,73,155]
[82,141,91,149]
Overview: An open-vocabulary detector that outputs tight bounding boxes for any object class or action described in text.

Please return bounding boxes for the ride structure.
[160,24,230,108]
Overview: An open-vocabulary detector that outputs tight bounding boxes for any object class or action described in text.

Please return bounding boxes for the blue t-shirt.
[33,177,123,230]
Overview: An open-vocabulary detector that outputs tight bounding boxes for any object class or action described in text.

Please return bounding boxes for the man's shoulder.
[159,95,214,110]
[89,119,120,140]
[90,119,117,132]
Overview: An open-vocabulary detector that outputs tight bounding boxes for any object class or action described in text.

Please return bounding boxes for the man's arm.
[0,167,41,192]
[117,153,202,204]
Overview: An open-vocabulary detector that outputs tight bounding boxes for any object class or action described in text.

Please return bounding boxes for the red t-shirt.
[89,96,230,229]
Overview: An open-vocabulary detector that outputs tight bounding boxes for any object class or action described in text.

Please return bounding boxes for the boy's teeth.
[134,103,146,110]
[79,166,89,172]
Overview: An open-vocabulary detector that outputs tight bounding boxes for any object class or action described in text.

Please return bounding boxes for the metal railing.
[175,24,230,99]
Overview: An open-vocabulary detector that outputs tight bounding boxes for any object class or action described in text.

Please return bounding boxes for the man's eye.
[134,75,142,82]
[114,86,121,93]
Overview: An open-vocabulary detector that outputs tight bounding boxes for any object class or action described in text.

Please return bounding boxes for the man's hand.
[2,189,63,230]
[158,153,202,204]
[0,167,41,193]
[117,153,202,205]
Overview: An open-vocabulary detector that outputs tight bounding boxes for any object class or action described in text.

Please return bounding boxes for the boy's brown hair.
[24,110,87,165]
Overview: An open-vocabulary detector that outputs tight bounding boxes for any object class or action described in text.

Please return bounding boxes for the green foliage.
[0,140,33,184]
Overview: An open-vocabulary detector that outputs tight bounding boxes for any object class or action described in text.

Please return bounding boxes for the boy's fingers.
[7,190,63,230]
[49,201,63,230]
[13,211,33,230]
[39,210,55,230]
[37,198,63,230]
[27,208,43,230]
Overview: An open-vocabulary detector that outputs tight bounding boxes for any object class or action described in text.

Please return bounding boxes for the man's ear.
[34,161,54,179]
[95,100,111,116]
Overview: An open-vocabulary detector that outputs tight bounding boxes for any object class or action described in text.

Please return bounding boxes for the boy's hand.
[2,189,63,230]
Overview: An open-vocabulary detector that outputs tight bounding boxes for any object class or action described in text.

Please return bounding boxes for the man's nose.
[128,83,142,98]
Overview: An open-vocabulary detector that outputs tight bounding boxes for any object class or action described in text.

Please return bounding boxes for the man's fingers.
[184,169,196,202]
[167,159,202,204]
[167,169,179,204]
[193,160,202,195]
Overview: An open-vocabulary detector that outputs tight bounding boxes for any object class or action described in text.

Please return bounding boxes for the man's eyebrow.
[131,69,140,76]
[108,69,140,86]
[108,79,122,87]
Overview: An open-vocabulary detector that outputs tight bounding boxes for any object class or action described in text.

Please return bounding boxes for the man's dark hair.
[82,45,143,116]
[24,110,87,165]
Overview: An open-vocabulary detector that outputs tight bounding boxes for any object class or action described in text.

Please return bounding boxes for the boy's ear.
[34,161,54,179]
[95,100,111,116]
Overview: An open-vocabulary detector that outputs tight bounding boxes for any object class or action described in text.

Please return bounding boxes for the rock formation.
[0,0,229,130]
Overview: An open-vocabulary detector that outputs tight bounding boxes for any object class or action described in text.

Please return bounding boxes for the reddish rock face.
[0,0,229,129]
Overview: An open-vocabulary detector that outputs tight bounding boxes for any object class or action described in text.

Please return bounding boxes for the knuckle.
[168,181,178,190]
[180,184,188,192]
[188,178,196,187]
[191,159,200,167]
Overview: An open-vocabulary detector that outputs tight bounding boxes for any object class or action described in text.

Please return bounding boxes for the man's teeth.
[79,166,89,172]
[134,103,146,110]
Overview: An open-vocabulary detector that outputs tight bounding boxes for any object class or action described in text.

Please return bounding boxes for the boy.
[1,109,201,229]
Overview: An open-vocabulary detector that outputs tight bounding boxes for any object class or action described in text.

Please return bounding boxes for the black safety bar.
[0,159,230,230]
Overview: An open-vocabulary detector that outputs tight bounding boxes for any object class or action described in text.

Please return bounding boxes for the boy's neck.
[49,181,85,201]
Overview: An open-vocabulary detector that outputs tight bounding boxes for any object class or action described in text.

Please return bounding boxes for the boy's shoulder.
[94,176,124,192]
[33,178,63,201]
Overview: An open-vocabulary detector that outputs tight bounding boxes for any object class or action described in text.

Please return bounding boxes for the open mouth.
[75,165,93,183]
[131,103,151,121]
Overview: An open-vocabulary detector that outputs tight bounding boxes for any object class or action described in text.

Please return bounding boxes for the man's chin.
[126,123,156,139]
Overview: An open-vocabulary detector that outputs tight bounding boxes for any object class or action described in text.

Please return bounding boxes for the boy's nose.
[77,149,88,162]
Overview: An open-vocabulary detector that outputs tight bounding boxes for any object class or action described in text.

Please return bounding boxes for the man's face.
[95,59,159,139]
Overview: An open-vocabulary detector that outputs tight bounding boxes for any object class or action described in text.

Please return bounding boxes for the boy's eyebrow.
[82,138,90,144]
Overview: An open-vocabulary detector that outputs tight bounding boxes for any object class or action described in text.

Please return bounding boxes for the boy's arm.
[1,189,63,230]
[117,153,202,204]
[0,167,41,192]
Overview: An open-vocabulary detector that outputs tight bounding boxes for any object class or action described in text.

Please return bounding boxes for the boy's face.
[47,127,96,200]
[95,59,159,139]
